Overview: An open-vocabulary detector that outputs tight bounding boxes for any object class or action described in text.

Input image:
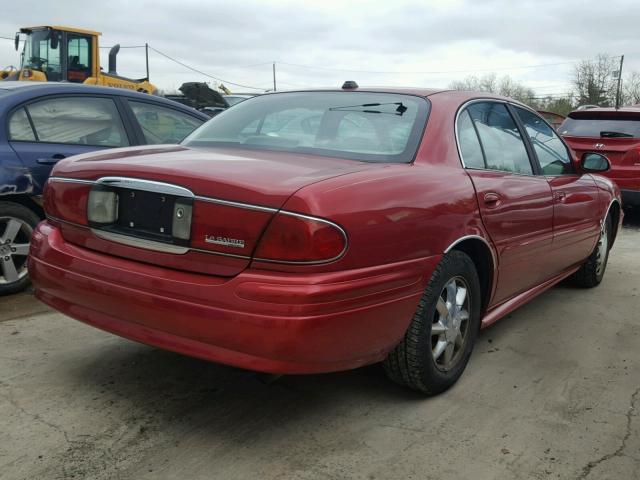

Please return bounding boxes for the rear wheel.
[383,250,481,394]
[571,214,612,288]
[0,202,40,296]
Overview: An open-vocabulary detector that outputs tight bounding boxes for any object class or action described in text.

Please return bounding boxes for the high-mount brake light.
[254,213,347,263]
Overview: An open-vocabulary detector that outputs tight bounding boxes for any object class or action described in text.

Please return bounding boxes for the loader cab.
[16,26,99,84]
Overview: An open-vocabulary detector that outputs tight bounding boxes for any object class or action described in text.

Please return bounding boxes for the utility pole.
[145,43,150,80]
[615,54,624,109]
[272,62,277,91]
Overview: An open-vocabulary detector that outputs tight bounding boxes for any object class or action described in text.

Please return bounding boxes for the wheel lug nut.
[4,256,9,261]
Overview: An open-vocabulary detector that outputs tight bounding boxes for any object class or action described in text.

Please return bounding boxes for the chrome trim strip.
[97,177,194,198]
[47,216,252,260]
[444,234,497,268]
[453,98,540,177]
[602,198,620,232]
[92,230,190,254]
[48,177,96,185]
[48,176,276,213]
[46,176,349,265]
[46,215,85,229]
[194,195,278,213]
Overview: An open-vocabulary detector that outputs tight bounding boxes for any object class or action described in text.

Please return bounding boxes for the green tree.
[572,54,618,107]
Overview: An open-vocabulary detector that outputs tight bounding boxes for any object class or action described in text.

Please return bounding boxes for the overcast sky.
[1,0,638,95]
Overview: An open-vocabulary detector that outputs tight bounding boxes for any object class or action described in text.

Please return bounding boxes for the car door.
[124,100,205,145]
[513,107,601,272]
[7,95,131,193]
[457,101,555,304]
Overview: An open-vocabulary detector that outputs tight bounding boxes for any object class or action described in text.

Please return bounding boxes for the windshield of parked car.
[560,117,640,138]
[183,91,430,163]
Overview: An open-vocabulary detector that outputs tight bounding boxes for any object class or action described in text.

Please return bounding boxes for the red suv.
[560,107,640,207]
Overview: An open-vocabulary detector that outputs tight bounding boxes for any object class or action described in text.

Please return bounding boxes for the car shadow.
[623,207,640,229]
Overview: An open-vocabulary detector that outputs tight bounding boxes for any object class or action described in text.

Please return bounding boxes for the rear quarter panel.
[276,164,486,273]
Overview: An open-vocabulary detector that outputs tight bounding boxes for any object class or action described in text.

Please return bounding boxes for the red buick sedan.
[29,86,622,394]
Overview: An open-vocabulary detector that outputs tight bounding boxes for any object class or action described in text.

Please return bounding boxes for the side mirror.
[14,33,19,51]
[581,152,610,172]
[50,32,59,50]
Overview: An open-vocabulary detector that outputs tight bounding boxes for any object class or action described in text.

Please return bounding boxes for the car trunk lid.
[49,145,377,276]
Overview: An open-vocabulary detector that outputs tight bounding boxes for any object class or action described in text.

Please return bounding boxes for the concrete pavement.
[1,211,639,480]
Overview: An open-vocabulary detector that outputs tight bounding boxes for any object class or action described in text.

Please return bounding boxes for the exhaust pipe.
[108,44,120,75]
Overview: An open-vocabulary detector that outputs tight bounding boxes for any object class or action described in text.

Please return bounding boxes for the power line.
[276,60,582,75]
[99,45,146,49]
[147,45,265,90]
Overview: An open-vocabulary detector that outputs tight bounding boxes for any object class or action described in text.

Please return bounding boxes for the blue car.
[0,82,209,294]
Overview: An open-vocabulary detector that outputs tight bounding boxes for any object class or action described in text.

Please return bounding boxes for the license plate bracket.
[90,186,192,246]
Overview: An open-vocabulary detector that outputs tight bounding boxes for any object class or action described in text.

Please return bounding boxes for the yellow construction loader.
[1,26,157,94]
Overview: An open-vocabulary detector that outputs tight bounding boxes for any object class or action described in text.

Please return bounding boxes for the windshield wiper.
[600,130,634,138]
[329,102,407,116]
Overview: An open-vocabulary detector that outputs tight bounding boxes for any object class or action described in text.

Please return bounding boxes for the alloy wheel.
[0,216,32,285]
[431,276,471,371]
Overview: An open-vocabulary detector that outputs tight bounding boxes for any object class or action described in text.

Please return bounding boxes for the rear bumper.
[29,221,438,374]
[621,189,640,208]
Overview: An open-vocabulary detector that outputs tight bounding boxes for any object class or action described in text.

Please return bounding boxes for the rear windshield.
[183,91,430,163]
[559,117,640,138]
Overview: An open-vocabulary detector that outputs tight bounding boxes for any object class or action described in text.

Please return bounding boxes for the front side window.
[183,92,430,163]
[26,96,128,147]
[467,102,533,175]
[8,108,36,141]
[515,107,573,175]
[128,101,203,144]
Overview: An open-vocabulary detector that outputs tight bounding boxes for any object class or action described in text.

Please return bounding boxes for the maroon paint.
[28,89,621,374]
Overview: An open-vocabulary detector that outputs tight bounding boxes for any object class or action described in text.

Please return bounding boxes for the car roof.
[570,106,640,114]
[267,86,446,97]
[0,82,208,118]
[567,106,640,119]
[262,87,529,106]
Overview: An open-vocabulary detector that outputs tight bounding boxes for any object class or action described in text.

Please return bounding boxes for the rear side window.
[515,107,574,175]
[560,117,640,138]
[128,101,203,144]
[467,102,533,175]
[8,108,36,141]
[26,97,128,146]
[456,109,484,169]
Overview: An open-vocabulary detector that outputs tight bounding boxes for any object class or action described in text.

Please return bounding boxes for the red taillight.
[254,213,346,263]
[43,180,90,226]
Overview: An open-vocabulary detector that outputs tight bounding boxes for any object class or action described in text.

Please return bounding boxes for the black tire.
[0,201,41,296]
[571,214,612,288]
[383,250,481,394]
